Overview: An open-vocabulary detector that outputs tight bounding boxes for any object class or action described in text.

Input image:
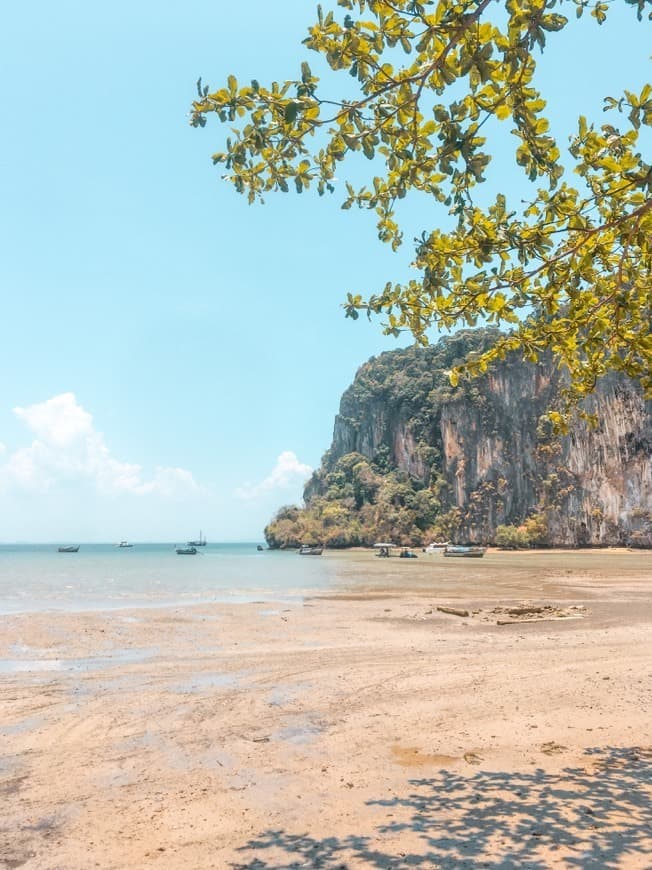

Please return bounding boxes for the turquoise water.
[0,543,338,613]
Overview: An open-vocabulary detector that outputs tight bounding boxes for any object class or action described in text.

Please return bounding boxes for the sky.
[0,1,649,542]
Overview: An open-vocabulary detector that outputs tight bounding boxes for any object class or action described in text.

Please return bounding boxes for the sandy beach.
[1,550,651,869]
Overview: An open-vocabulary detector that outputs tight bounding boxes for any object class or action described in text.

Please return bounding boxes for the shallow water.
[0,543,336,613]
[0,543,648,614]
[0,648,155,673]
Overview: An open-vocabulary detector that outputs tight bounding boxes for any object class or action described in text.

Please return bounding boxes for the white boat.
[424,541,450,554]
[444,545,486,558]
[117,541,133,548]
[298,545,323,555]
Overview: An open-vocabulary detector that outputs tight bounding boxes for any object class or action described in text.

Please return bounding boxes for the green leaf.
[284,102,299,123]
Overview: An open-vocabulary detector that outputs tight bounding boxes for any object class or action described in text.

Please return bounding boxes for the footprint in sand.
[541,741,567,755]
[463,751,483,765]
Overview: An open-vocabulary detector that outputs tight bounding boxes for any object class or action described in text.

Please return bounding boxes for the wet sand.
[1,550,651,869]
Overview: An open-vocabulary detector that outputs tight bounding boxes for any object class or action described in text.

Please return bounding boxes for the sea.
[0,543,343,614]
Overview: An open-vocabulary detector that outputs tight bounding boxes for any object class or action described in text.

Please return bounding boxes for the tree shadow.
[231,746,651,868]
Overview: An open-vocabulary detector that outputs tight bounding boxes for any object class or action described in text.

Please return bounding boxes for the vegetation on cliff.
[264,329,651,549]
[265,456,444,548]
[264,330,536,548]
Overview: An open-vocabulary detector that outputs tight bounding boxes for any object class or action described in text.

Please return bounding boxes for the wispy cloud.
[235,451,312,501]
[0,392,199,497]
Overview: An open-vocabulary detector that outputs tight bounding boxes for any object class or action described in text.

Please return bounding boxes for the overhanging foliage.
[191,0,651,406]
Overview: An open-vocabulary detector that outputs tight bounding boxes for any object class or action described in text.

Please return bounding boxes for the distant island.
[265,329,651,550]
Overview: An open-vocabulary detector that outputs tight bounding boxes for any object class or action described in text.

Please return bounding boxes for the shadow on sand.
[231,746,651,869]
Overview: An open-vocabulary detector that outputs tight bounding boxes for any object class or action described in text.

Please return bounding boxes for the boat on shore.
[176,545,197,555]
[424,541,451,554]
[298,545,323,555]
[57,545,79,553]
[444,545,486,558]
[188,531,207,547]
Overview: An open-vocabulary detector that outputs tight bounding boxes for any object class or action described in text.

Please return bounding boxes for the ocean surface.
[0,543,342,614]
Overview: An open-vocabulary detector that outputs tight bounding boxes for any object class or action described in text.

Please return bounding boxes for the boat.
[117,541,133,548]
[176,545,197,555]
[298,545,323,555]
[424,541,450,554]
[187,530,207,547]
[57,545,79,553]
[443,545,486,558]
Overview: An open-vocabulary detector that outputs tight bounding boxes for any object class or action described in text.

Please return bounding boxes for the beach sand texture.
[1,550,651,869]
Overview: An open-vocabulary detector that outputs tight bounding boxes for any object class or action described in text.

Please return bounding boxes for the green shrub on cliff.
[264,505,304,549]
[265,452,442,548]
[522,513,550,546]
[496,513,549,549]
[495,524,531,549]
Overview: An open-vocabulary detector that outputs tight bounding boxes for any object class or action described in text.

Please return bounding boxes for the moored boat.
[298,545,323,555]
[176,545,197,555]
[57,545,79,553]
[117,541,133,548]
[444,545,486,558]
[188,530,207,547]
[424,541,450,554]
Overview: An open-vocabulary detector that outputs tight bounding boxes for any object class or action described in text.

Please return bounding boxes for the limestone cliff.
[269,330,651,548]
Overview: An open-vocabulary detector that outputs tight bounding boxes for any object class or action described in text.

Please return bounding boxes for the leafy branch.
[191,0,652,406]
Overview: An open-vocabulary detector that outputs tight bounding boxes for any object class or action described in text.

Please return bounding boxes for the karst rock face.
[309,331,651,546]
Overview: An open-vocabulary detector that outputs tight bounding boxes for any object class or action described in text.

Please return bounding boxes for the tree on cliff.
[190,0,651,410]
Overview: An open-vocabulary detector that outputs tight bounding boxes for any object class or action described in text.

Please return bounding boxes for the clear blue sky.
[0,1,648,541]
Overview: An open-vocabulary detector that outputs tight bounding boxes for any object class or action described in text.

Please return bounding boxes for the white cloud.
[235,451,312,501]
[0,393,199,497]
[14,393,93,448]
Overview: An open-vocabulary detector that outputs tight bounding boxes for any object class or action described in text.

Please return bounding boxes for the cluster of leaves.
[192,0,651,410]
